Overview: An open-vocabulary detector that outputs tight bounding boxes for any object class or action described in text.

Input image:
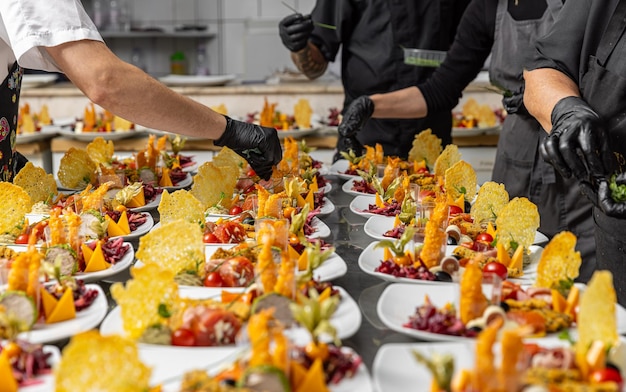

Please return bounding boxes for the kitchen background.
[80,0,340,82]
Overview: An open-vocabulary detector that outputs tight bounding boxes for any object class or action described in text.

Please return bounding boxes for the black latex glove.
[333,96,374,161]
[539,96,611,181]
[596,173,626,218]
[214,116,282,180]
[279,13,314,52]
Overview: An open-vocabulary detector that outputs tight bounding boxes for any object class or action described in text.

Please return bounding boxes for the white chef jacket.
[0,0,102,81]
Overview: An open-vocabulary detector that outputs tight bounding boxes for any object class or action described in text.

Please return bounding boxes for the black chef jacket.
[310,0,470,157]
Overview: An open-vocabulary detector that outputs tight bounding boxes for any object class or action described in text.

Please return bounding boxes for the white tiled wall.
[84,0,321,80]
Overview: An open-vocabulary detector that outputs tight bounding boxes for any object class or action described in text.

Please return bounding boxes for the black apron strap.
[597,0,626,65]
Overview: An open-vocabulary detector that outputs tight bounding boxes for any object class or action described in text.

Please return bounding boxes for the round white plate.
[373,342,475,392]
[20,345,61,392]
[318,197,335,216]
[57,127,144,141]
[16,131,57,144]
[341,178,377,197]
[130,192,162,213]
[328,159,360,180]
[140,128,205,142]
[21,74,58,88]
[19,284,107,344]
[363,215,551,245]
[7,242,134,283]
[158,74,236,87]
[357,242,458,286]
[55,179,87,192]
[110,212,154,241]
[349,195,385,218]
[161,172,193,191]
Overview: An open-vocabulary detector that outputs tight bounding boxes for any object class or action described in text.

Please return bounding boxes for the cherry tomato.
[171,328,196,346]
[448,205,463,215]
[246,168,257,177]
[203,232,220,244]
[218,257,255,287]
[191,307,242,346]
[229,205,243,216]
[416,167,429,174]
[289,233,300,246]
[475,233,494,243]
[483,261,508,281]
[15,233,29,244]
[203,271,224,287]
[590,367,623,387]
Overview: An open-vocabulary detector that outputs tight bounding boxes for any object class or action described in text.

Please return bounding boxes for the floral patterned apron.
[0,61,26,182]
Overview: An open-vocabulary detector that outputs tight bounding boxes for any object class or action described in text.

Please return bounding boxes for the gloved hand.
[596,173,626,218]
[539,96,611,181]
[214,116,282,180]
[279,13,314,52]
[333,96,374,161]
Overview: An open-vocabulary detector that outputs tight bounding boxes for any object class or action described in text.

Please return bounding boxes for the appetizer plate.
[161,172,193,191]
[100,307,244,386]
[348,195,384,218]
[130,193,162,213]
[318,197,336,216]
[320,181,332,193]
[452,124,501,137]
[363,215,550,245]
[309,216,331,239]
[21,345,61,392]
[341,177,376,197]
[376,283,626,342]
[358,241,458,286]
[16,131,58,144]
[158,74,236,86]
[328,159,360,181]
[55,179,87,192]
[20,284,107,344]
[7,243,134,283]
[57,127,144,141]
[358,241,542,285]
[21,74,58,88]
[373,342,475,392]
[109,212,154,241]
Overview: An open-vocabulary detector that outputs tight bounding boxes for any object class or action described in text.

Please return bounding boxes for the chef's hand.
[279,13,314,52]
[214,116,282,180]
[593,173,626,218]
[539,96,612,181]
[333,96,374,161]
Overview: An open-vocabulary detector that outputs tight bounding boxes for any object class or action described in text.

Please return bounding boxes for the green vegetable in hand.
[610,174,626,202]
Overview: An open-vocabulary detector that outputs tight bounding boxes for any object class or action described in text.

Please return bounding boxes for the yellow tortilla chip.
[0,182,33,236]
[434,144,462,178]
[86,137,114,166]
[408,129,442,167]
[57,147,96,189]
[158,189,205,226]
[470,182,510,225]
[190,162,237,209]
[444,160,477,201]
[534,231,581,289]
[13,162,58,204]
[294,98,313,129]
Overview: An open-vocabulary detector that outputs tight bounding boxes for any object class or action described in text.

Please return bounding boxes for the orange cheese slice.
[159,168,173,187]
[81,243,94,263]
[305,191,314,210]
[126,187,146,208]
[309,177,319,193]
[106,215,130,237]
[45,287,76,324]
[375,193,385,208]
[383,247,392,261]
[297,249,309,271]
[117,210,131,234]
[296,193,307,208]
[295,358,329,392]
[393,214,401,228]
[288,245,300,261]
[84,241,111,273]
[509,245,524,271]
[0,352,18,392]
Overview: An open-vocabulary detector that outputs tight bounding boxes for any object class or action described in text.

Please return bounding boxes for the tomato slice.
[171,328,196,346]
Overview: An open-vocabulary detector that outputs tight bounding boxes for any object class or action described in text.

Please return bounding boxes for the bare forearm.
[523,68,580,133]
[370,87,428,119]
[290,42,328,80]
[46,40,226,139]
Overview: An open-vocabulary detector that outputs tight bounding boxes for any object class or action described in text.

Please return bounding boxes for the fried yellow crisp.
[460,261,488,325]
[57,147,96,189]
[444,160,477,201]
[576,271,618,370]
[190,162,234,209]
[478,105,497,127]
[13,162,57,204]
[212,146,246,173]
[534,231,581,289]
[294,98,313,129]
[473,318,501,391]
[470,182,509,225]
[419,197,449,268]
[0,182,33,236]
[111,263,180,339]
[86,136,114,166]
[496,197,540,252]
[55,331,152,392]
[408,129,443,167]
[135,219,205,276]
[434,144,462,178]
[158,189,205,226]
[210,103,228,115]
[81,182,110,212]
